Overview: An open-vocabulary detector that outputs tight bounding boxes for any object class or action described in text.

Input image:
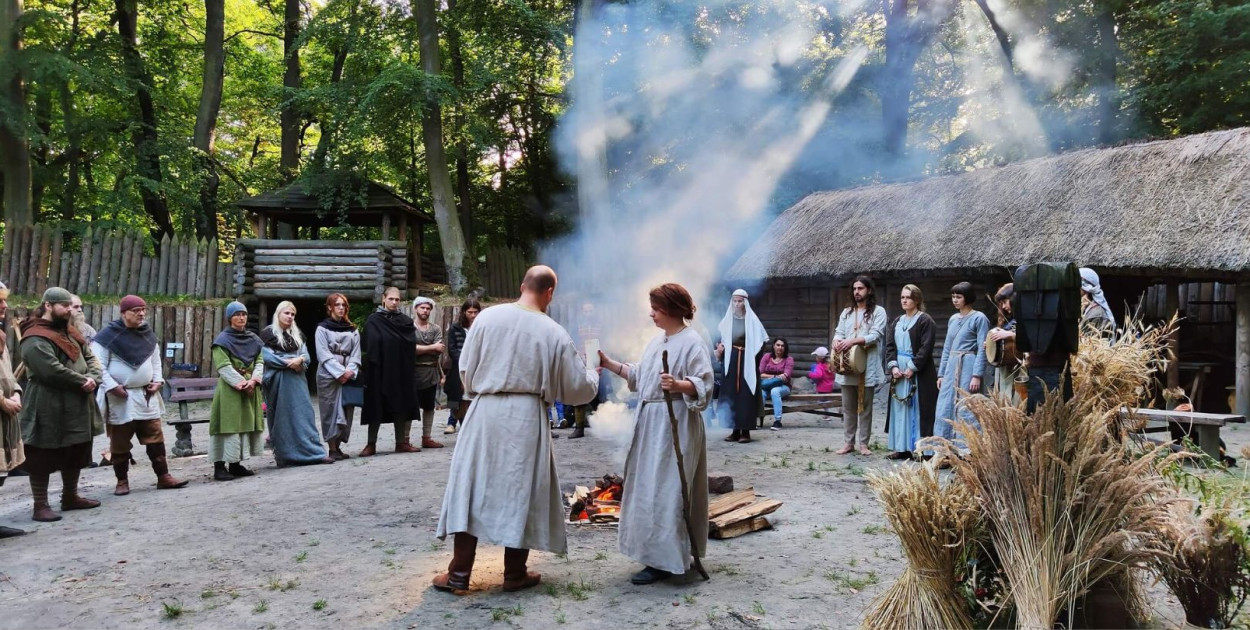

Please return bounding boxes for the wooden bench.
[1123,407,1247,461]
[758,392,843,428]
[167,377,218,457]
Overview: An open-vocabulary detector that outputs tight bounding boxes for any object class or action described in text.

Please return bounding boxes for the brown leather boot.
[432,533,477,593]
[148,445,189,489]
[502,547,541,592]
[113,458,131,496]
[421,437,444,449]
[395,439,421,453]
[60,468,100,511]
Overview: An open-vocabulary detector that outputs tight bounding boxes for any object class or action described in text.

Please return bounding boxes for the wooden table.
[1124,407,1247,461]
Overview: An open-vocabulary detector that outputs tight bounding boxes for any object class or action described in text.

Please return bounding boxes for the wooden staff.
[661,350,710,581]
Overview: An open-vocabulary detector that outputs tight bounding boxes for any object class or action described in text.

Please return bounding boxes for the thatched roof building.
[727,128,1250,283]
[724,128,1250,419]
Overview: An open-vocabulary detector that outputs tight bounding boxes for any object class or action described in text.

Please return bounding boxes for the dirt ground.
[0,396,1240,629]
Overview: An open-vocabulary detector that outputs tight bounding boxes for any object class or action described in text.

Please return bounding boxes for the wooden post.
[1165,281,1180,390]
[398,215,408,241]
[1236,281,1249,419]
[381,212,392,241]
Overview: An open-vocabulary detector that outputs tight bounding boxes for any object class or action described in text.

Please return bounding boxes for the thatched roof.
[234,180,434,227]
[726,128,1250,282]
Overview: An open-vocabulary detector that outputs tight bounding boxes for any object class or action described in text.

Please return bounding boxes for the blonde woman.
[260,301,333,467]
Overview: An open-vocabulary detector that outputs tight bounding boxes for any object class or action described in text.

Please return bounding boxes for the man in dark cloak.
[360,287,420,456]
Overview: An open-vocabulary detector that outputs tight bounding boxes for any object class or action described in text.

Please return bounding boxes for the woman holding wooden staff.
[598,283,713,585]
[883,285,938,460]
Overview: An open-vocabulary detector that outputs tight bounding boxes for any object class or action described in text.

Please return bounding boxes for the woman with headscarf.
[209,301,265,481]
[261,301,334,467]
[1079,267,1115,337]
[715,289,767,443]
[443,297,481,434]
[315,293,360,459]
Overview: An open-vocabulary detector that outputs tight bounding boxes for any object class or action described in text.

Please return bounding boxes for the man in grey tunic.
[433,265,599,593]
[412,296,445,449]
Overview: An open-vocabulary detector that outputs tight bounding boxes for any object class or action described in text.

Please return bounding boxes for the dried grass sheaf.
[1152,498,1250,628]
[1070,314,1178,431]
[859,466,981,630]
[942,395,1181,629]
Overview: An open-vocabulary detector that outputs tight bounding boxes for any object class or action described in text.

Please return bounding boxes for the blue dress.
[262,342,330,466]
[935,310,990,442]
[887,314,921,452]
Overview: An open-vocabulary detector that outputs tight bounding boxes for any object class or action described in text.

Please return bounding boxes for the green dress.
[208,346,265,463]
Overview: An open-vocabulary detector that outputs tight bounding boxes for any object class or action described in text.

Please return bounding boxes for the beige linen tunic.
[436,303,600,553]
[618,327,713,574]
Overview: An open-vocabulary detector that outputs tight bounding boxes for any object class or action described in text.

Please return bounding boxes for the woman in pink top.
[759,338,794,430]
[807,347,835,393]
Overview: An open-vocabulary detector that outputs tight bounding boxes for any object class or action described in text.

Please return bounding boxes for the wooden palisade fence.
[0,224,233,298]
[483,244,528,299]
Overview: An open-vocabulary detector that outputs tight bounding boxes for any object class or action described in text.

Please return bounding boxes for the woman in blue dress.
[935,282,990,447]
[884,284,937,460]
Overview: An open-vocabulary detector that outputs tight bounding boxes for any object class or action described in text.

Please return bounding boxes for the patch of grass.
[543,583,561,597]
[294,551,308,563]
[823,446,832,453]
[845,506,861,516]
[383,548,397,556]
[780,456,790,468]
[443,613,455,619]
[565,579,596,601]
[307,539,320,547]
[490,605,524,622]
[824,570,880,592]
[556,611,567,624]
[200,589,216,599]
[161,601,184,620]
[710,563,741,576]
[861,524,886,535]
[267,577,282,591]
[593,551,608,561]
[426,541,442,552]
[811,530,824,539]
[752,601,766,616]
[283,579,299,592]
[844,463,866,477]
[807,461,816,471]
[683,593,697,605]
[312,599,327,611]
[228,590,240,600]
[253,600,269,614]
[848,558,858,567]
[381,558,397,569]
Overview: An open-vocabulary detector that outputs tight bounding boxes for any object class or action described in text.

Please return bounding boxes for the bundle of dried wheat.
[1153,498,1250,628]
[931,394,1180,628]
[1070,314,1178,433]
[860,466,981,630]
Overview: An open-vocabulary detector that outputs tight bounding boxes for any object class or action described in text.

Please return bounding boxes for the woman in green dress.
[209,301,265,481]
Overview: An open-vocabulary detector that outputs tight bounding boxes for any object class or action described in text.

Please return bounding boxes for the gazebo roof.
[234,180,435,228]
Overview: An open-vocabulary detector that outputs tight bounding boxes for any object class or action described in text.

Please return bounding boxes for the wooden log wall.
[0,225,233,298]
[5,303,228,378]
[236,239,408,303]
[483,245,528,298]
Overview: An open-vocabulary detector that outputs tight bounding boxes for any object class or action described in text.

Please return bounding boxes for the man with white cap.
[1078,268,1115,337]
[715,289,768,443]
[92,295,188,495]
[412,296,445,449]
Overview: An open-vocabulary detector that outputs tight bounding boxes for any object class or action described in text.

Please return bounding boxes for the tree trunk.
[446,0,473,258]
[413,0,469,293]
[280,0,301,182]
[880,0,954,160]
[0,0,33,227]
[59,0,82,225]
[1093,2,1120,144]
[192,0,225,240]
[115,0,175,242]
[311,0,356,170]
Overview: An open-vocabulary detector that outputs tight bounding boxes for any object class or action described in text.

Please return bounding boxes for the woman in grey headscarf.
[1078,268,1115,337]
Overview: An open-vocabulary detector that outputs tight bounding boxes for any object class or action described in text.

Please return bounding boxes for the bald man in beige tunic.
[433,266,600,593]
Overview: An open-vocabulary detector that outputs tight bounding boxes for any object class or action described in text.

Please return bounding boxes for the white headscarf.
[412,296,436,310]
[718,289,768,394]
[1078,267,1115,327]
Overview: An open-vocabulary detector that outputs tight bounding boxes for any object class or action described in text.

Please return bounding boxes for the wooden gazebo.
[233,181,435,304]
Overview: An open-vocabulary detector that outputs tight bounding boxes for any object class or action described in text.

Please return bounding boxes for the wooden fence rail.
[0,225,234,298]
[483,245,528,298]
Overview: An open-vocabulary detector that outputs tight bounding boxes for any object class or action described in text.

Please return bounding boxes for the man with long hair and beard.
[18,287,104,522]
[832,275,888,456]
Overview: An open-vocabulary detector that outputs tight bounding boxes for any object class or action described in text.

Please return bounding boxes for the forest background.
[0,0,1247,294]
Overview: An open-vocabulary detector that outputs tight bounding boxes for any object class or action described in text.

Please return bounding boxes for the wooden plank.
[710,516,773,540]
[1124,407,1245,425]
[15,224,30,294]
[74,226,92,294]
[202,305,214,377]
[57,251,71,290]
[128,232,143,294]
[239,239,403,249]
[252,265,381,275]
[708,488,757,519]
[25,224,41,295]
[95,230,114,294]
[161,306,176,377]
[112,231,130,294]
[253,273,381,282]
[254,281,377,290]
[253,254,381,265]
[709,499,783,530]
[157,233,171,295]
[204,238,218,299]
[193,238,207,298]
[47,230,63,289]
[254,288,377,300]
[177,235,192,295]
[139,257,152,294]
